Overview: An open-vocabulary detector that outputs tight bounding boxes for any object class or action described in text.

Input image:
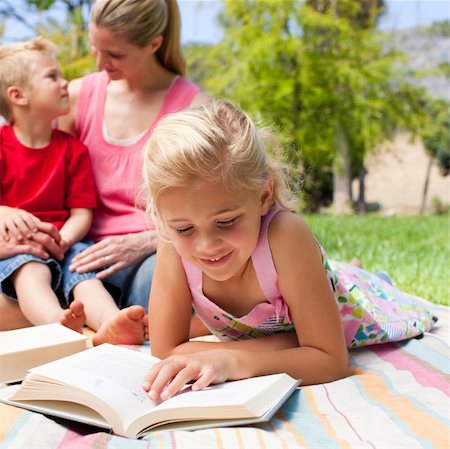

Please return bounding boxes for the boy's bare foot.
[60,300,86,333]
[92,305,148,346]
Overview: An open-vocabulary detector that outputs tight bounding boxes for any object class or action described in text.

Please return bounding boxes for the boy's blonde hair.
[143,99,298,219]
[0,37,56,122]
[91,0,185,76]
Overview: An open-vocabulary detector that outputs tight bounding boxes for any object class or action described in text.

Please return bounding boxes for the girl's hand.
[142,351,234,401]
[69,231,158,279]
[0,209,41,242]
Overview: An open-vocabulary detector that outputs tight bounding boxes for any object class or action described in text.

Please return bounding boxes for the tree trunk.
[332,126,353,214]
[420,156,433,214]
[357,168,366,214]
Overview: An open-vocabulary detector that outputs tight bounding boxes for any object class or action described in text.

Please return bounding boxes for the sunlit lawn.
[303,214,449,306]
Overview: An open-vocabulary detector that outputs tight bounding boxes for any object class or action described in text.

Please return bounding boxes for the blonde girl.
[142,99,436,400]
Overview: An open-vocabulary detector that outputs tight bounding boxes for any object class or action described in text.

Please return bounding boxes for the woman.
[59,0,202,310]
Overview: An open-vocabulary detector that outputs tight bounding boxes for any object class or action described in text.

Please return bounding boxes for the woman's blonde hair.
[143,99,298,220]
[90,0,185,75]
[0,37,56,122]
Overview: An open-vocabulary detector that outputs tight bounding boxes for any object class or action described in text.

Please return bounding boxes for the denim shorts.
[0,240,97,305]
[104,252,156,313]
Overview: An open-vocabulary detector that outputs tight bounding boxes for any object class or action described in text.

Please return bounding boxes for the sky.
[1,0,449,45]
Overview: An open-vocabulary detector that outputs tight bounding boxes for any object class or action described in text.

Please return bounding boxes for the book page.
[154,373,288,414]
[13,344,160,434]
[130,373,299,437]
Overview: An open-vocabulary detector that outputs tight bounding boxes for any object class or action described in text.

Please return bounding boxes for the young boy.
[0,37,147,345]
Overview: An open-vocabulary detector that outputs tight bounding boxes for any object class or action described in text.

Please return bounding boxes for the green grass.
[303,214,449,306]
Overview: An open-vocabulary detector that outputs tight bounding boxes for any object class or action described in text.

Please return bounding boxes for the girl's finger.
[146,362,182,400]
[142,364,162,392]
[191,365,216,391]
[160,366,201,400]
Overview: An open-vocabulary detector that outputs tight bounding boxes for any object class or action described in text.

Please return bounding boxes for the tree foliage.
[0,0,95,79]
[189,0,425,211]
[420,98,450,176]
[37,17,95,79]
[26,0,93,25]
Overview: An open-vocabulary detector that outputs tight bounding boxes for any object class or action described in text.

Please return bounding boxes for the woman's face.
[89,24,154,80]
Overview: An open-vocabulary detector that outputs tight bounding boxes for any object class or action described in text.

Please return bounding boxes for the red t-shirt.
[0,126,97,230]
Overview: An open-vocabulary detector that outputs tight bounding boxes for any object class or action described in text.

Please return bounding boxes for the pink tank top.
[182,207,294,341]
[75,71,200,241]
[184,207,437,348]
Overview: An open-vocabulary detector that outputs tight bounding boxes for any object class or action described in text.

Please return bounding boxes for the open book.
[0,323,88,383]
[0,344,300,439]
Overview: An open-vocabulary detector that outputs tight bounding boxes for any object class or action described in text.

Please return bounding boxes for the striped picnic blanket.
[1,301,448,449]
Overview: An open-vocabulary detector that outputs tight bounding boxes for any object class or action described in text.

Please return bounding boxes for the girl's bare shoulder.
[268,209,321,269]
[269,209,314,242]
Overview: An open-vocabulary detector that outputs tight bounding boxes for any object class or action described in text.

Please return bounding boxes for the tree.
[25,0,93,28]
[418,98,450,214]
[0,0,95,79]
[26,0,93,58]
[0,0,35,33]
[191,0,425,212]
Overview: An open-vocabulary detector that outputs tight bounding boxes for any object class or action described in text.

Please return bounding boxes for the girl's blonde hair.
[90,0,185,75]
[143,99,298,219]
[0,37,56,122]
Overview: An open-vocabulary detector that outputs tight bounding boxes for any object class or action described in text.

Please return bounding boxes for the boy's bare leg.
[71,279,148,346]
[12,262,86,333]
[0,293,31,330]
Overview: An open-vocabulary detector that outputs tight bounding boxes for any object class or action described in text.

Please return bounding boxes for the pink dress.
[183,207,436,348]
[75,72,200,242]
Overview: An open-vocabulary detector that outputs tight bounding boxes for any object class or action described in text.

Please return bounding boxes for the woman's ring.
[104,255,110,264]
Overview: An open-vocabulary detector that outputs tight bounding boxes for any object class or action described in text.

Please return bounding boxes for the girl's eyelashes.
[217,217,238,227]
[172,217,238,235]
[175,226,193,235]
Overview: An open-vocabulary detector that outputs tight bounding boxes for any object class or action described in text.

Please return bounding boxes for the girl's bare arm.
[144,213,349,399]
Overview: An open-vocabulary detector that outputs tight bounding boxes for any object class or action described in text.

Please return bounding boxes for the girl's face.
[157,179,273,282]
[25,53,69,119]
[89,24,155,80]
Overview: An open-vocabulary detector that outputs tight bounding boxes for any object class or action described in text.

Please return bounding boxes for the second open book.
[0,343,300,438]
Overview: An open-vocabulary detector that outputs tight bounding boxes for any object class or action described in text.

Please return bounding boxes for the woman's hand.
[142,350,237,401]
[69,231,158,279]
[0,220,64,261]
[0,238,48,260]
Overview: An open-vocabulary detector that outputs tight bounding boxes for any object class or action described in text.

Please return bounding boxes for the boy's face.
[24,52,69,119]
